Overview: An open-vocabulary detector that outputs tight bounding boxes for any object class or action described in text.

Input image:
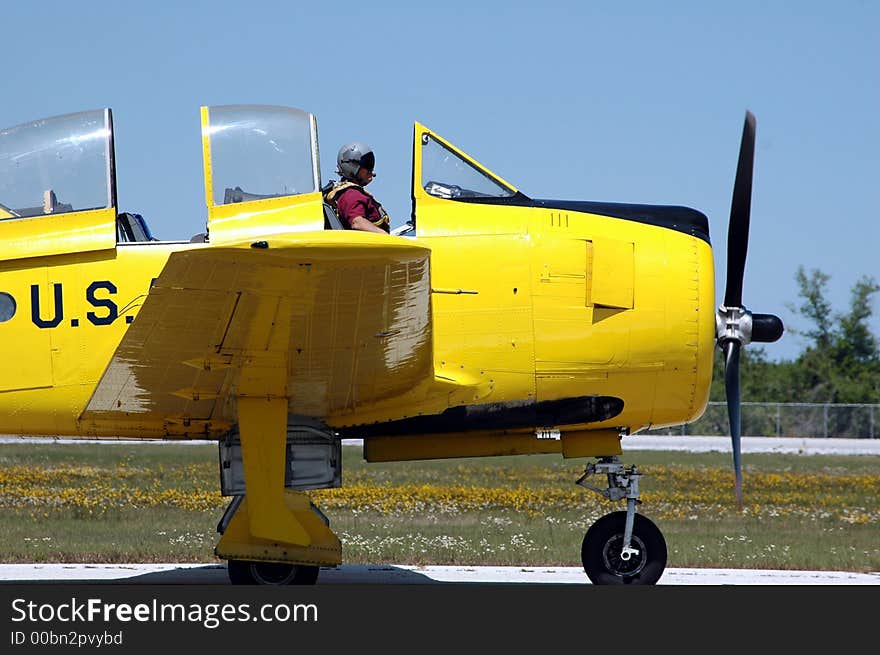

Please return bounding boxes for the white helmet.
[337,141,375,181]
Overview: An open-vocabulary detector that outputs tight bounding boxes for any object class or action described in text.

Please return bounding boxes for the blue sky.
[2,1,877,361]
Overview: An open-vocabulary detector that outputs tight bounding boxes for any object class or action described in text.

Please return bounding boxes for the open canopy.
[0,109,117,260]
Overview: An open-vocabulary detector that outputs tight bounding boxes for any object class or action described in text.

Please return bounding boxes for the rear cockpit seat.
[324,202,344,230]
[116,212,157,243]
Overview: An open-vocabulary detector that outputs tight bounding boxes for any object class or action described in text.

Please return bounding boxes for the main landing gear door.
[0,109,118,260]
[200,105,324,244]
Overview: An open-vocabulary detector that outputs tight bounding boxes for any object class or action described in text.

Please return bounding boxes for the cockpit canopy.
[200,105,324,242]
[0,109,118,260]
[0,109,114,220]
[203,105,320,207]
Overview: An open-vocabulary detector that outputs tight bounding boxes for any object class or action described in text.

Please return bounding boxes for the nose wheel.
[577,456,667,585]
[581,511,667,585]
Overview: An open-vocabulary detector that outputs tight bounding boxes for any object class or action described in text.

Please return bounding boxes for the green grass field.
[1,442,878,571]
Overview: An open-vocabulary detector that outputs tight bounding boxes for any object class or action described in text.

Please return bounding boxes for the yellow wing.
[80,232,440,437]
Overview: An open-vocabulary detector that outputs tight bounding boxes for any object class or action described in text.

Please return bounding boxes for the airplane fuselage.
[0,208,715,442]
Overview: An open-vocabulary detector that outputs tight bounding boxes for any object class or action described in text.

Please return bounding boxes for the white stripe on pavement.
[0,563,877,585]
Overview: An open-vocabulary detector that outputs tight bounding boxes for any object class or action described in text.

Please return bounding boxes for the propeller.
[716,111,785,510]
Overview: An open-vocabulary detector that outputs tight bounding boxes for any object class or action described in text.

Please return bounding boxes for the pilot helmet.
[337,141,375,181]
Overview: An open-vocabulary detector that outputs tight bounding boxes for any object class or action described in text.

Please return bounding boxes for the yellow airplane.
[0,105,782,585]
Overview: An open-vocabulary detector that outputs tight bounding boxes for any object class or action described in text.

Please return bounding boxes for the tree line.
[709,267,879,405]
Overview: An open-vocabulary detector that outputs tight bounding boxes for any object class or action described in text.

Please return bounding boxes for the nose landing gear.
[576,457,667,585]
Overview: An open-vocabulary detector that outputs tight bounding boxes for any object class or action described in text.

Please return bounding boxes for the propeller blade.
[724,111,756,309]
[722,339,743,510]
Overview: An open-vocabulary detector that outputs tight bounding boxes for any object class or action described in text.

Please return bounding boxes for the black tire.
[581,511,667,585]
[227,560,320,585]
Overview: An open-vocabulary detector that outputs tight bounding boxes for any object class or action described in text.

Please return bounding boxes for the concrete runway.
[0,563,877,585]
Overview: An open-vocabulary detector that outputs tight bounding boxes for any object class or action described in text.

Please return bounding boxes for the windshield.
[420,133,514,200]
[205,105,319,206]
[0,109,114,219]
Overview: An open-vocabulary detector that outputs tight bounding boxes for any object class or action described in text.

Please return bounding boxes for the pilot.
[323,142,391,233]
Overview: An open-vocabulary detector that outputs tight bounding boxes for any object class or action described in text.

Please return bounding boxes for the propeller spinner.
[715,111,784,509]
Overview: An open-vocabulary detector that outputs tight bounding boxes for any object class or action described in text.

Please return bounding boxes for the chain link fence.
[645,402,879,438]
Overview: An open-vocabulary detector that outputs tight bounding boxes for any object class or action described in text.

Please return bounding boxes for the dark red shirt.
[335,187,389,232]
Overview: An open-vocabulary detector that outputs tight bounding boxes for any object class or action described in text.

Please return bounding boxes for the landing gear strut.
[576,456,667,585]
